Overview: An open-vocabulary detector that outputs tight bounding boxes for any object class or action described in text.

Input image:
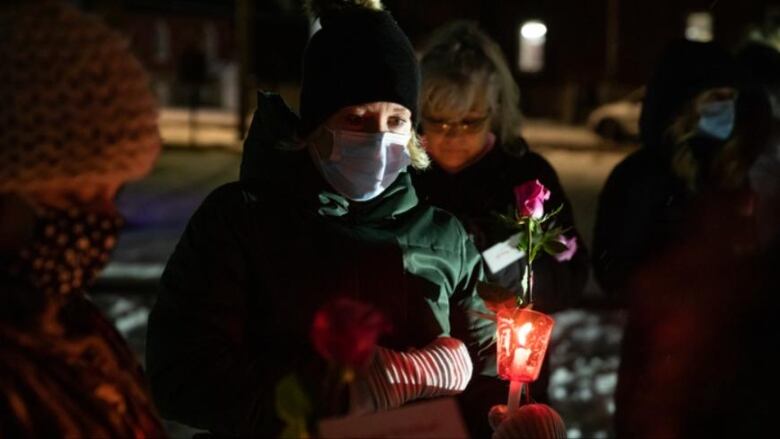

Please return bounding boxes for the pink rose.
[310,297,391,370]
[554,235,578,262]
[514,180,551,219]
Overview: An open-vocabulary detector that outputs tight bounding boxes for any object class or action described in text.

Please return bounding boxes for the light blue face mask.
[697,99,736,141]
[311,129,412,201]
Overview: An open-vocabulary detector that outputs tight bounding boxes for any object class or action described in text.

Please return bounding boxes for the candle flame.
[516,322,533,345]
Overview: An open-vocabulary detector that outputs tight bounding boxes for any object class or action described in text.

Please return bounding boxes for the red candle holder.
[496,307,555,383]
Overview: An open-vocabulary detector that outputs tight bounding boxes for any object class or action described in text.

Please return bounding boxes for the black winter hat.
[640,39,740,150]
[298,6,420,136]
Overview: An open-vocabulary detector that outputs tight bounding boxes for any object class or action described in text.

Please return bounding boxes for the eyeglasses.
[421,111,492,135]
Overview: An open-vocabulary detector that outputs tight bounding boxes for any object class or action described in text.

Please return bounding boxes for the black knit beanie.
[298,7,420,136]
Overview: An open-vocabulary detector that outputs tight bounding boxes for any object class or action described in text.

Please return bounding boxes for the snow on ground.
[549,309,626,438]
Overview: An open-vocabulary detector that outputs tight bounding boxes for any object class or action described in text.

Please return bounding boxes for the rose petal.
[514,180,551,219]
[553,235,578,262]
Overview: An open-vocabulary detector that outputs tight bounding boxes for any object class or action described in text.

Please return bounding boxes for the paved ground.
[93,116,635,437]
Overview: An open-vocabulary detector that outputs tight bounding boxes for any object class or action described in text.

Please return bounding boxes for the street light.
[518,20,547,73]
[521,21,548,40]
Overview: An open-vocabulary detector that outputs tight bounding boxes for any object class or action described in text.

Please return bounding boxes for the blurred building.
[72,0,778,121]
[387,0,777,122]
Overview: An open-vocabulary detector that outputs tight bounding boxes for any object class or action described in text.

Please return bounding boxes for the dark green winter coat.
[145,94,497,436]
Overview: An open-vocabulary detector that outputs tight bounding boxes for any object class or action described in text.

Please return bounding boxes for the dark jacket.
[411,141,588,437]
[146,94,497,436]
[613,189,771,438]
[412,143,589,313]
[592,148,692,300]
[599,40,772,437]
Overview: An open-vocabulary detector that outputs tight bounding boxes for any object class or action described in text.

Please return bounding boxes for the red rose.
[514,180,551,219]
[310,297,390,370]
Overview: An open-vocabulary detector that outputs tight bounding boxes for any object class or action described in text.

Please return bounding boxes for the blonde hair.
[419,21,522,147]
[407,132,430,169]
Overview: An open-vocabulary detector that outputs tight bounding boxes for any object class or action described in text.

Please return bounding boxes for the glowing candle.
[511,346,531,377]
[496,308,555,412]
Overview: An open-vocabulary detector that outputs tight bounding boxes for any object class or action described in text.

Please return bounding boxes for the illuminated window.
[518,20,547,73]
[686,12,713,42]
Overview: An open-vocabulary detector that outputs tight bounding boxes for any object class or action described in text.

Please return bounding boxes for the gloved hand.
[349,337,473,414]
[488,403,566,439]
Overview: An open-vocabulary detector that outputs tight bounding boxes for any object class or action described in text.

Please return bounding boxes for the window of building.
[686,12,713,42]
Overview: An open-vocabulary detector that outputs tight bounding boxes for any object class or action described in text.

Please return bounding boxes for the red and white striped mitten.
[350,337,473,414]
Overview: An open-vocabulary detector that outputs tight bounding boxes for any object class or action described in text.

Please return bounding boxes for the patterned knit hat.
[0,1,160,195]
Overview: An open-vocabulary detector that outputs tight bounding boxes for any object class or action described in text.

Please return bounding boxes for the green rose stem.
[525,219,533,305]
[509,219,534,412]
[323,365,353,417]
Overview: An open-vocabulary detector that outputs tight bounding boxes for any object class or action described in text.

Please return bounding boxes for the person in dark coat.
[593,39,768,303]
[146,1,497,436]
[411,21,588,436]
[0,2,165,437]
[595,40,772,437]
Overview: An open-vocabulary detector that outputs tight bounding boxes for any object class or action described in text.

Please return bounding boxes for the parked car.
[587,88,644,143]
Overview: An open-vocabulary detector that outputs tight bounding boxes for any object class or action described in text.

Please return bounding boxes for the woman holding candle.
[411,21,588,428]
[414,21,587,313]
[146,1,497,436]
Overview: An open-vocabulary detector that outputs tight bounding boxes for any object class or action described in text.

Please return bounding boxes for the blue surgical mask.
[697,99,736,141]
[311,128,412,201]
